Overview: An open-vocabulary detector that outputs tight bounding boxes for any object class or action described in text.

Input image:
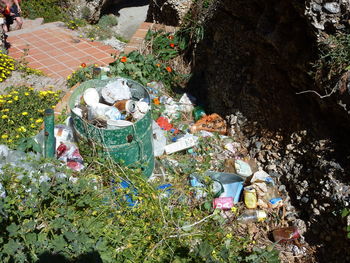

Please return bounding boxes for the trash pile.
[71,78,150,129]
[147,81,309,259]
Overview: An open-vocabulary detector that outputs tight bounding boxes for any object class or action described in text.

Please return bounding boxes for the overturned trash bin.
[68,78,154,177]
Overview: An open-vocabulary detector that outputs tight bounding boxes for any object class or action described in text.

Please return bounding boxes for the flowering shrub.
[0,52,15,82]
[0,158,279,262]
[0,86,61,147]
[145,30,188,61]
[66,64,94,88]
[65,18,87,30]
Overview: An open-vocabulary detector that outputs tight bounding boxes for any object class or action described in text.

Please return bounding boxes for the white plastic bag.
[152,121,166,157]
[101,79,131,104]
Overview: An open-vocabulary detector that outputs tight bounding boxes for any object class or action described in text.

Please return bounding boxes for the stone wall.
[187,0,323,131]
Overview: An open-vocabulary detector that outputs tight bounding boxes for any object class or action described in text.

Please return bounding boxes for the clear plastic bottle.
[237,210,267,223]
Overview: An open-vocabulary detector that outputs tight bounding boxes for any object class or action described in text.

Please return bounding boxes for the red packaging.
[213,197,234,210]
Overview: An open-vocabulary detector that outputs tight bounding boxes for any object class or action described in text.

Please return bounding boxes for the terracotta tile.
[45,48,67,57]
[139,22,153,30]
[52,41,69,49]
[56,68,74,78]
[37,67,51,74]
[39,57,60,66]
[59,59,81,68]
[55,54,74,61]
[31,52,51,61]
[28,60,45,69]
[74,41,93,50]
[134,30,148,39]
[46,37,64,44]
[46,63,67,72]
[34,30,48,37]
[27,48,43,56]
[22,56,37,63]
[99,57,116,64]
[59,46,80,54]
[91,52,113,60]
[123,47,137,54]
[25,36,42,44]
[9,52,25,59]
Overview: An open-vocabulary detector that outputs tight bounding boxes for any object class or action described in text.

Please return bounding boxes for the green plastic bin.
[68,78,154,177]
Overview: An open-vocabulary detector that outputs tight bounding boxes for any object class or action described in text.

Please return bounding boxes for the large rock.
[305,0,350,33]
[146,0,192,26]
[69,0,110,22]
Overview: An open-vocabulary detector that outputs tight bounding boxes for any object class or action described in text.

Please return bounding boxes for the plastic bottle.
[237,210,267,223]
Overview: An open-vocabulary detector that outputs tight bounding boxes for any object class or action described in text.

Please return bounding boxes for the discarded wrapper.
[213,197,234,210]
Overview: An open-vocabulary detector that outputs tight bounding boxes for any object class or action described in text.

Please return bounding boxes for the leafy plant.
[109,51,186,92]
[66,64,95,88]
[312,33,350,86]
[0,86,61,147]
[0,156,279,263]
[65,18,87,30]
[21,0,69,22]
[98,15,118,28]
[145,30,188,61]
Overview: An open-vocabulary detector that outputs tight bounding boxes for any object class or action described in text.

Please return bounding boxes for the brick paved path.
[7,22,119,79]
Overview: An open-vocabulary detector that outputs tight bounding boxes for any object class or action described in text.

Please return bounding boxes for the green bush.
[22,0,69,22]
[98,15,118,28]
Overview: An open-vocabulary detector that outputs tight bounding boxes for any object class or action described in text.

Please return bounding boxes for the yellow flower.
[1,134,8,139]
[1,115,8,119]
[28,87,34,91]
[37,109,44,113]
[8,139,12,143]
[35,118,43,123]
[30,124,36,128]
[24,92,29,96]
[15,135,20,138]
[14,96,18,101]
[29,118,33,121]
[1,109,8,112]
[22,112,28,116]
[17,126,27,132]
[7,100,13,104]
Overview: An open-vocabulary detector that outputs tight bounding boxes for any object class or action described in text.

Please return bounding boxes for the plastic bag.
[152,121,167,157]
[101,79,131,104]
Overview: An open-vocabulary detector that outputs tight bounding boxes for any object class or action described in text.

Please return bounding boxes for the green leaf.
[341,208,350,217]
[25,233,37,243]
[6,223,20,237]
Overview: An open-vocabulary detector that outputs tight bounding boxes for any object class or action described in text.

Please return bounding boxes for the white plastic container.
[83,88,100,106]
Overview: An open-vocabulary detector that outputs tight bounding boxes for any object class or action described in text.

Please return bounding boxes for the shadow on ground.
[37,251,102,263]
[101,0,150,16]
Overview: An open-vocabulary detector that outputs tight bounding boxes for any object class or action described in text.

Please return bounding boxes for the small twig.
[179,213,215,231]
[295,87,336,99]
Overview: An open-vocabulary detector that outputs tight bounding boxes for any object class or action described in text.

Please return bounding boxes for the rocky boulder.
[146,0,192,26]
